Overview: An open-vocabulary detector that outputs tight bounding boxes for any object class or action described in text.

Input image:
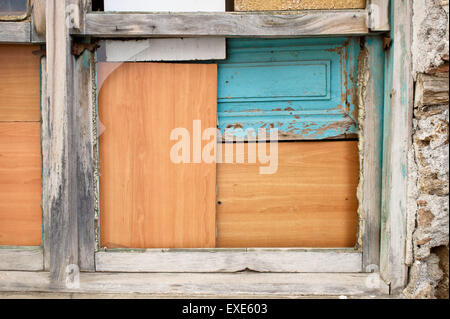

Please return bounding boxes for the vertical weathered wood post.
[361,36,385,272]
[380,0,413,293]
[45,0,80,288]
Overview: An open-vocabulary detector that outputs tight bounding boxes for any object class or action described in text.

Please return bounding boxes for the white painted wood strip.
[0,21,31,43]
[75,11,369,38]
[102,38,226,62]
[0,249,43,271]
[104,0,225,12]
[0,271,390,296]
[95,251,362,273]
[367,0,390,31]
[103,1,226,61]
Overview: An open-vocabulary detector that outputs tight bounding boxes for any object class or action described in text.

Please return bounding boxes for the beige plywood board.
[234,0,366,11]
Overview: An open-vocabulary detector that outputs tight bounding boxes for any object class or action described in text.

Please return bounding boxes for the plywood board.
[99,63,217,249]
[234,0,365,11]
[0,45,41,122]
[0,122,42,246]
[217,141,359,248]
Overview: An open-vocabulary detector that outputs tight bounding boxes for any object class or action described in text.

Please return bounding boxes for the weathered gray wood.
[415,73,449,107]
[31,0,46,43]
[31,20,46,43]
[70,0,88,32]
[0,21,31,43]
[0,271,390,296]
[95,250,362,273]
[73,11,369,38]
[74,50,96,272]
[367,0,390,31]
[0,249,44,271]
[41,56,51,271]
[360,37,384,271]
[0,291,391,299]
[46,0,79,287]
[380,0,413,294]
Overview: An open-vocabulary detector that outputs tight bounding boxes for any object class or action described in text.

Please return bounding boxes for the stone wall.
[404,0,449,299]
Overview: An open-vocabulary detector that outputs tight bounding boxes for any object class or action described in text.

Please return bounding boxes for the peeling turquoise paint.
[401,164,407,178]
[82,50,90,69]
[365,36,386,168]
[217,38,360,140]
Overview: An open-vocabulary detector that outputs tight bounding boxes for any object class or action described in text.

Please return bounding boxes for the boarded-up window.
[0,0,28,18]
[98,38,360,249]
[0,44,41,246]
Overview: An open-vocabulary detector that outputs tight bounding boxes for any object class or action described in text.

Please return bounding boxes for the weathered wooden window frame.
[0,0,414,297]
[0,18,45,272]
[92,36,379,275]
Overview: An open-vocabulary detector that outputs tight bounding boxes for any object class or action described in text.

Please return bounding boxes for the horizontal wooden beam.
[0,22,31,43]
[72,11,369,38]
[0,271,390,296]
[0,249,43,271]
[95,250,362,273]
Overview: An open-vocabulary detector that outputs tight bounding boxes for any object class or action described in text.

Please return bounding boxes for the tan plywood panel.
[234,0,366,11]
[217,141,359,248]
[0,45,41,122]
[99,63,217,249]
[0,122,42,246]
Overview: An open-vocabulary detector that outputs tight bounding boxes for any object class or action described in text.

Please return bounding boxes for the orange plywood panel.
[99,63,217,249]
[217,141,359,248]
[0,122,42,246]
[0,45,41,122]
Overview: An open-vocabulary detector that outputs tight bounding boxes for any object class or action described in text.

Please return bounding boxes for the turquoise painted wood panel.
[217,38,360,140]
[219,61,330,101]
